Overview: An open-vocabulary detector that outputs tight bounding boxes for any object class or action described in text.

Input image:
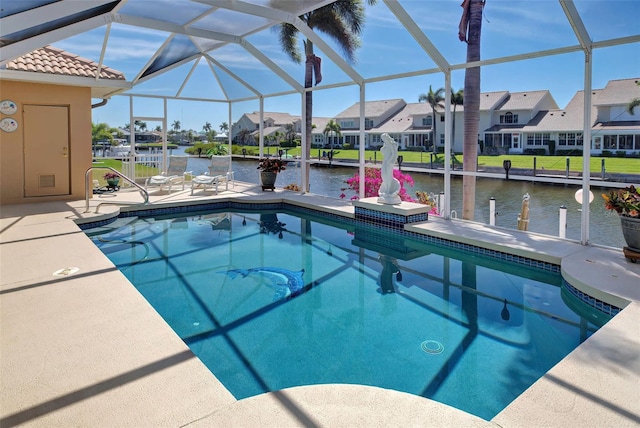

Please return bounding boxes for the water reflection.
[182,153,625,248]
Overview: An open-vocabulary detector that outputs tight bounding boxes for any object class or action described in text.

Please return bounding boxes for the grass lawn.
[91,159,160,185]
[240,146,637,174]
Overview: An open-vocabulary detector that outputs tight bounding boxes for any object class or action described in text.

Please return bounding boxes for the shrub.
[339,167,415,202]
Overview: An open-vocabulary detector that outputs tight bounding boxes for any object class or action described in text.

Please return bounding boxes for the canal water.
[177,149,625,249]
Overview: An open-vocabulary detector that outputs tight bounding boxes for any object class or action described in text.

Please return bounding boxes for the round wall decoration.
[0,100,18,115]
[0,117,19,132]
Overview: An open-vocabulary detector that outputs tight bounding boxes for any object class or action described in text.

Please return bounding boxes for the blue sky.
[78,0,640,133]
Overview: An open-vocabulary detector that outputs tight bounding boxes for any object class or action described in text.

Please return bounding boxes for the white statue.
[378,133,401,205]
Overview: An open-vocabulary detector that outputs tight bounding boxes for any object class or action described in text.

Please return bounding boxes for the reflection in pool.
[85,208,610,420]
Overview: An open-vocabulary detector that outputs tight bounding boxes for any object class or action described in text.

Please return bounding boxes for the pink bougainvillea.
[340,167,416,202]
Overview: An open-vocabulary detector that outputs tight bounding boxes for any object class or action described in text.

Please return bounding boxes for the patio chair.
[145,156,192,193]
[207,155,235,190]
[191,173,219,195]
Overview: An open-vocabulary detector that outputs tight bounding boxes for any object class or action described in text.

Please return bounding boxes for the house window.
[440,134,445,145]
[365,118,374,128]
[559,132,583,146]
[499,112,518,124]
[422,116,432,126]
[340,120,354,128]
[619,135,634,150]
[526,133,551,146]
[440,115,445,122]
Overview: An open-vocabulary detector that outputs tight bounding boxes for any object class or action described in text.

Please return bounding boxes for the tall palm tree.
[418,85,445,153]
[219,121,228,134]
[450,88,464,148]
[459,0,485,221]
[272,0,376,191]
[172,120,181,132]
[203,122,212,133]
[323,119,342,150]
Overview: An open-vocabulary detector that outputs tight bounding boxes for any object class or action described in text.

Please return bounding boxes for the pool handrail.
[85,166,149,213]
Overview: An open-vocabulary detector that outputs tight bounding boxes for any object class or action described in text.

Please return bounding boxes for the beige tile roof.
[311,117,332,133]
[494,90,556,111]
[376,103,428,133]
[3,45,125,80]
[446,91,509,113]
[335,99,406,119]
[244,111,300,125]
[592,77,640,106]
[521,89,601,132]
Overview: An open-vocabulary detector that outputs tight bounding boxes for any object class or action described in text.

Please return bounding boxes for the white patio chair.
[207,155,235,190]
[191,174,219,195]
[145,156,192,193]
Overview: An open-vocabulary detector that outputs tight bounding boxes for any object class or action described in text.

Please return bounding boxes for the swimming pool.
[84,205,611,420]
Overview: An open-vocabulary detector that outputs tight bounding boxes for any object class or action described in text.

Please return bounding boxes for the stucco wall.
[0,80,91,204]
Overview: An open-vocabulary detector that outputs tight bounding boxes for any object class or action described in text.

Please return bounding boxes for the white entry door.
[511,133,521,151]
[23,105,70,197]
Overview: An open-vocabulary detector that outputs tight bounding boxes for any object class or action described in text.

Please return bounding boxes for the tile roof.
[521,90,601,132]
[244,111,300,124]
[494,90,556,111]
[3,45,125,80]
[592,78,640,106]
[335,99,406,119]
[376,103,428,133]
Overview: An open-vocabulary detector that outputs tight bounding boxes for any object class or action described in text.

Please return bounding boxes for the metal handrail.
[85,167,149,213]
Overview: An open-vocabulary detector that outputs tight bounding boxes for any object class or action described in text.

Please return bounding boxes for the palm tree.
[272,0,377,191]
[450,88,464,148]
[628,81,640,114]
[459,0,485,220]
[172,120,181,132]
[134,120,147,132]
[203,122,212,133]
[219,122,228,134]
[323,119,342,150]
[418,85,445,153]
[236,129,251,145]
[91,122,114,143]
[284,123,297,145]
[629,98,640,115]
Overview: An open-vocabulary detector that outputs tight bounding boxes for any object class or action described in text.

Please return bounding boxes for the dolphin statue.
[223,267,305,301]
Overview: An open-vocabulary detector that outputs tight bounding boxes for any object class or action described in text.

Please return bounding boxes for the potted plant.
[602,184,640,255]
[104,171,121,188]
[257,158,286,191]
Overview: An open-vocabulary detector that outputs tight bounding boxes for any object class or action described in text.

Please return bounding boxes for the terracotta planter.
[620,215,640,252]
[260,171,277,191]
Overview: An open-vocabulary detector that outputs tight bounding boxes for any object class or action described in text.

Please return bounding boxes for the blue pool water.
[85,207,609,420]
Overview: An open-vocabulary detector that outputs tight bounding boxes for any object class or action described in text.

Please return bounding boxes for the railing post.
[489,197,496,226]
[565,157,570,179]
[533,157,537,177]
[438,191,445,216]
[559,205,567,238]
[601,158,606,180]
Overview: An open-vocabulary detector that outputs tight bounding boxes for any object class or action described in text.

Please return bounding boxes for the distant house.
[231,111,300,144]
[231,111,332,147]
[482,90,559,154]
[591,78,640,154]
[296,79,639,155]
[335,99,407,148]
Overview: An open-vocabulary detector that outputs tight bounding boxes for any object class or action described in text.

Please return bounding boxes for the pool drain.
[421,340,444,355]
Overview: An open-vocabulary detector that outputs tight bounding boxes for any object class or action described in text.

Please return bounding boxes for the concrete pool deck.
[1,183,639,427]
